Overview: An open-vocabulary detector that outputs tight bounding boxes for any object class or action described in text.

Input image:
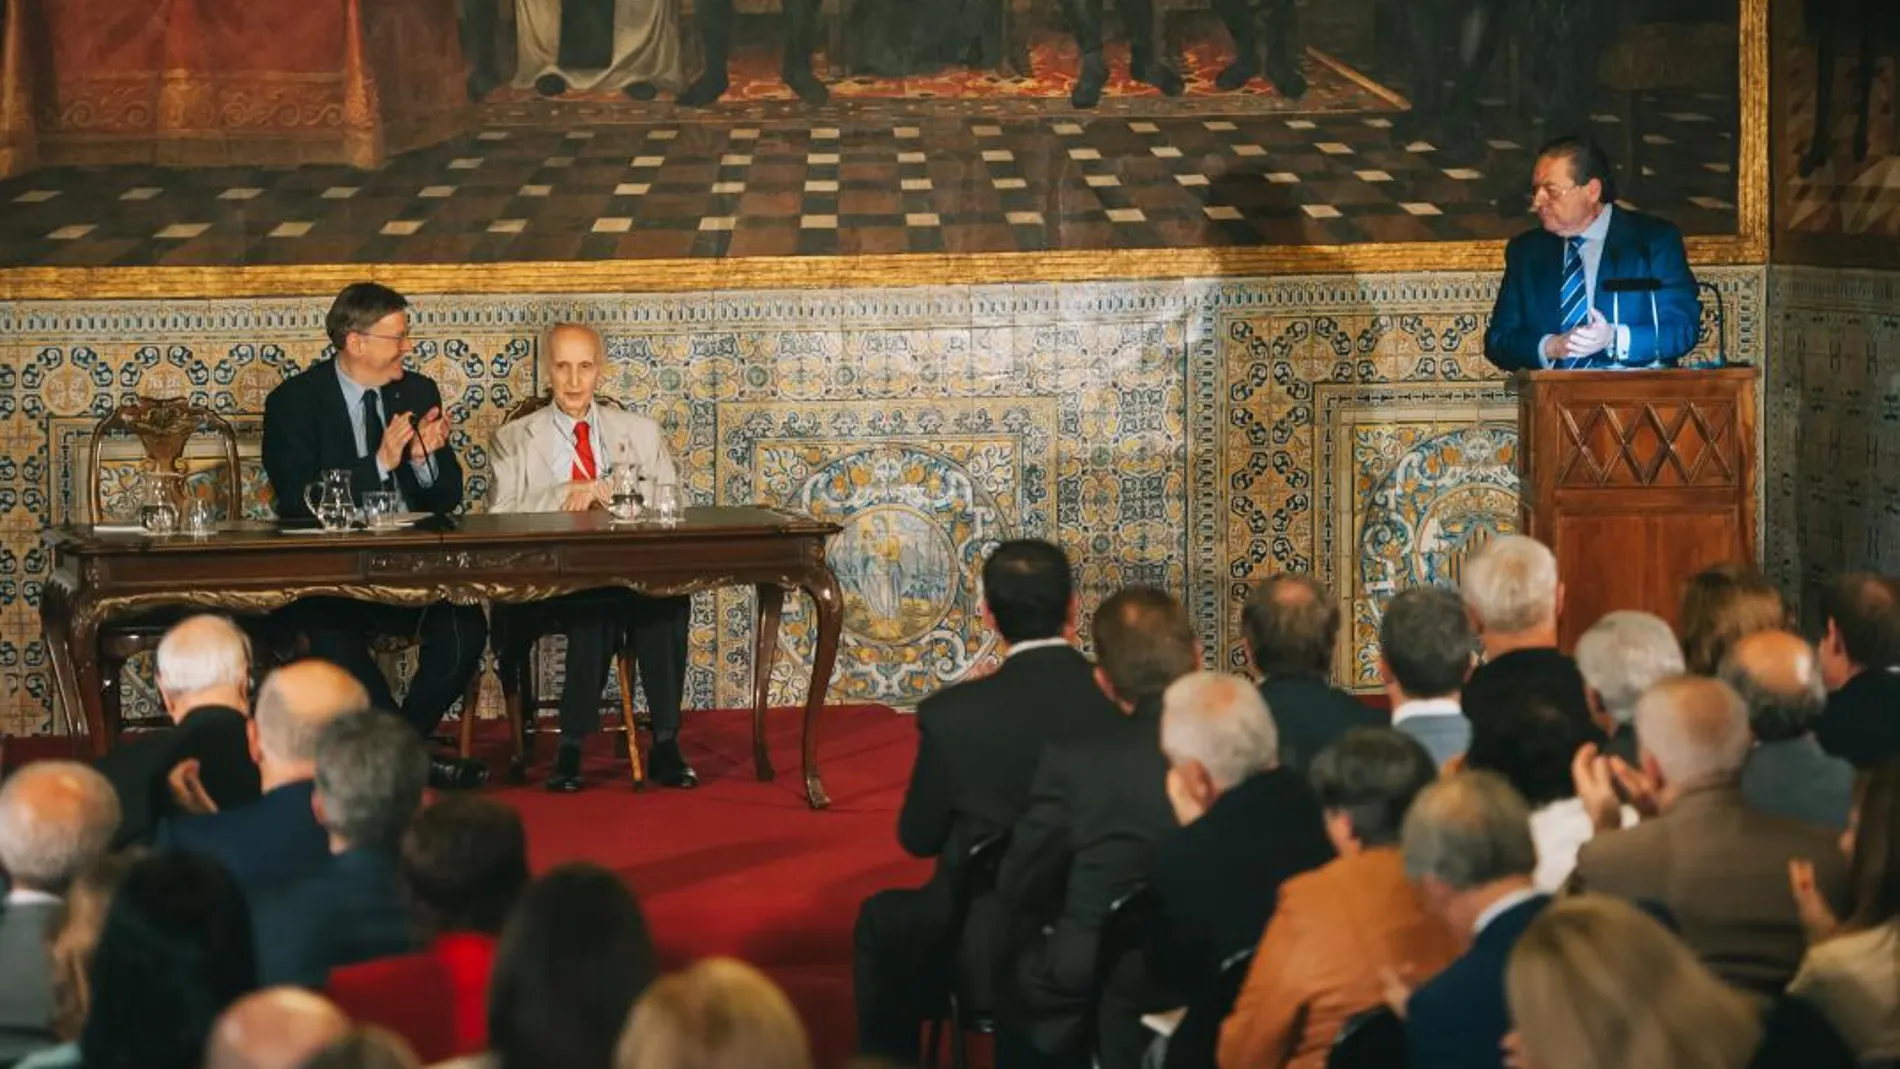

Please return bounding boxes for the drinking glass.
[183,498,217,537]
[363,490,401,530]
[653,481,682,527]
[607,464,645,523]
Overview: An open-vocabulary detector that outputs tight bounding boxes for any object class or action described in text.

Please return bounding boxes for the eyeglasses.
[353,330,412,344]
[1530,183,1582,203]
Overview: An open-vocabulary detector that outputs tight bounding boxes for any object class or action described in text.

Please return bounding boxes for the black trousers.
[1062,0,1159,65]
[855,887,948,1064]
[286,598,489,740]
[694,0,823,79]
[492,590,689,744]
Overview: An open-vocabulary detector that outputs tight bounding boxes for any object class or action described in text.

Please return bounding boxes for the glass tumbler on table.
[363,490,401,530]
[183,498,217,537]
[653,481,682,527]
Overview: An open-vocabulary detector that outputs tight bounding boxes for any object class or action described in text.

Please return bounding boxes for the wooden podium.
[1514,367,1758,650]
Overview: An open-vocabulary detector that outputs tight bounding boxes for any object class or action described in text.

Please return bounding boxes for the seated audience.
[301,1026,425,1069]
[252,710,428,987]
[996,586,1199,1069]
[854,539,1119,1065]
[1504,894,1855,1069]
[1573,610,1683,764]
[1788,756,1900,1060]
[1570,675,1848,993]
[1243,576,1383,774]
[0,761,120,1063]
[329,796,529,1062]
[1462,651,1607,891]
[1816,572,1900,768]
[617,957,813,1069]
[161,659,370,893]
[1460,535,1563,668]
[487,862,659,1069]
[1379,587,1475,767]
[94,615,260,847]
[203,989,351,1069]
[1218,729,1457,1069]
[1398,771,1547,1069]
[1725,630,1854,829]
[1145,672,1334,1069]
[24,853,139,1068]
[1679,563,1790,677]
[34,852,257,1069]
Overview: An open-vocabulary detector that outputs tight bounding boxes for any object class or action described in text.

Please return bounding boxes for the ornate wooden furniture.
[42,508,846,808]
[1514,367,1758,650]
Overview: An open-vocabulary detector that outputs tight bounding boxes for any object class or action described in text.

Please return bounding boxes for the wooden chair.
[922,833,1012,1069]
[1086,885,1157,1065]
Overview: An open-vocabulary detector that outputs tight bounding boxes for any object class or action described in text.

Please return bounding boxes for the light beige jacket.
[488,403,677,514]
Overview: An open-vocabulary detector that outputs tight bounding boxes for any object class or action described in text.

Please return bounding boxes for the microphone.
[1600,278,1662,368]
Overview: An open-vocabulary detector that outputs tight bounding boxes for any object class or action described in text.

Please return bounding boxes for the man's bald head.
[206,988,351,1069]
[1634,675,1752,790]
[0,761,120,893]
[1719,630,1827,743]
[546,323,606,418]
[254,660,371,766]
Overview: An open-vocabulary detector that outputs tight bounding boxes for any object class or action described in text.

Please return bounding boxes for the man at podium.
[1484,137,1701,372]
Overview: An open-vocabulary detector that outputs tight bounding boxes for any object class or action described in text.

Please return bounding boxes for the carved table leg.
[752,584,786,782]
[799,565,844,810]
[42,585,107,758]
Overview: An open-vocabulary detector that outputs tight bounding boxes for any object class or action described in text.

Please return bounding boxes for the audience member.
[1788,757,1900,1060]
[1725,630,1855,829]
[203,989,351,1069]
[0,761,120,1063]
[329,796,529,1062]
[1570,675,1847,993]
[94,615,261,847]
[617,957,813,1069]
[1815,572,1900,768]
[162,659,370,892]
[38,853,139,1054]
[996,586,1198,1069]
[1460,535,1561,662]
[252,710,428,987]
[1504,895,1855,1069]
[1462,651,1607,891]
[1145,672,1334,1069]
[1379,587,1474,767]
[1242,576,1383,774]
[855,540,1119,1065]
[1218,729,1457,1069]
[1680,563,1790,677]
[1573,610,1683,763]
[1398,771,1546,1069]
[488,862,659,1069]
[299,1026,424,1069]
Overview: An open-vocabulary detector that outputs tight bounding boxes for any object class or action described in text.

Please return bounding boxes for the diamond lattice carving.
[1556,400,1737,488]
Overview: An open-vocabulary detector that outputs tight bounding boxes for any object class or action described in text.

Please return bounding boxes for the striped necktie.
[1558,235,1589,332]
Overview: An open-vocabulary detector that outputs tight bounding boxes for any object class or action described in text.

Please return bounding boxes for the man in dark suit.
[1243,575,1384,775]
[1398,770,1548,1069]
[261,282,487,789]
[95,614,260,847]
[853,539,1120,1065]
[1381,587,1476,769]
[1484,137,1701,372]
[1727,630,1855,830]
[1815,572,1900,767]
[252,710,428,988]
[1145,671,1334,1069]
[996,586,1199,1069]
[162,659,369,896]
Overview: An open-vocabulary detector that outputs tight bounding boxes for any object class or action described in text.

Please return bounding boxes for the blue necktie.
[1558,235,1589,332]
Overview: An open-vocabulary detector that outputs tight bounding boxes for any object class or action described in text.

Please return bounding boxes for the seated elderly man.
[1379,587,1475,768]
[1571,674,1849,993]
[0,762,121,1063]
[1723,630,1855,830]
[1574,610,1684,764]
[1460,536,1570,717]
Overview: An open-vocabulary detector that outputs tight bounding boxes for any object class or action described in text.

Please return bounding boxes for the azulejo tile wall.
[0,269,1764,735]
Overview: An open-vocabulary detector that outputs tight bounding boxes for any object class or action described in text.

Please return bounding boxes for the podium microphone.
[1601,277,1662,367]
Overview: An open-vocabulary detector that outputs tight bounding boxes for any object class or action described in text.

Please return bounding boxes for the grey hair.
[1401,770,1537,890]
[1461,535,1559,635]
[155,615,251,700]
[1160,671,1279,789]
[1633,676,1752,786]
[313,711,428,850]
[1718,643,1827,743]
[0,762,121,893]
[1574,611,1686,725]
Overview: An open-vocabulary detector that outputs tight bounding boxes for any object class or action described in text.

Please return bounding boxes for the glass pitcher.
[303,469,354,531]
[137,472,183,535]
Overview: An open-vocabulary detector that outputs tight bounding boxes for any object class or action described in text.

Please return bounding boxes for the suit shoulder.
[1622,208,1684,240]
[266,360,330,405]
[491,414,535,451]
[1503,227,1550,258]
[604,405,665,439]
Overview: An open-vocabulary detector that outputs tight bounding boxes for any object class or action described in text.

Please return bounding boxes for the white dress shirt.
[334,363,437,491]
[1537,204,1633,365]
[1004,637,1073,659]
[1390,696,1462,726]
[548,403,604,483]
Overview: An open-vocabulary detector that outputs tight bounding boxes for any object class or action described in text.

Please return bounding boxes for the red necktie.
[571,421,596,481]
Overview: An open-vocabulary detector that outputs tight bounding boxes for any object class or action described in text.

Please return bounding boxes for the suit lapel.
[1593,208,1634,320]
[312,359,356,465]
[527,408,568,482]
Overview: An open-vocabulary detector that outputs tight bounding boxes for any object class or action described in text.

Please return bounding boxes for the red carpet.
[480,704,928,1067]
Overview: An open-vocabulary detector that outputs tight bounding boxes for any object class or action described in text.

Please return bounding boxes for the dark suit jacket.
[1817,668,1900,769]
[1260,678,1386,775]
[1741,735,1855,830]
[158,780,330,895]
[261,358,463,522]
[998,699,1177,1055]
[1405,894,1551,1069]
[1483,207,1701,371]
[94,705,260,848]
[0,899,60,1062]
[252,847,416,988]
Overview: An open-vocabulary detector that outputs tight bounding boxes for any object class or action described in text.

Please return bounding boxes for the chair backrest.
[86,396,241,522]
[1325,1005,1406,1069]
[1087,885,1156,1058]
[931,833,1011,1003]
[500,392,624,425]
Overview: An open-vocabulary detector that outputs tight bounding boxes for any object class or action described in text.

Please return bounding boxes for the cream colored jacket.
[488,403,677,514]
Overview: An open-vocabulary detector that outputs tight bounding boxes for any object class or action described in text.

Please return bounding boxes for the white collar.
[1391,696,1462,726]
[1005,637,1073,659]
[1473,886,1541,937]
[5,888,59,908]
[1578,202,1614,243]
[550,402,596,433]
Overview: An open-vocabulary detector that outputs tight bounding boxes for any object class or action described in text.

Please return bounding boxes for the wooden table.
[41,507,846,808]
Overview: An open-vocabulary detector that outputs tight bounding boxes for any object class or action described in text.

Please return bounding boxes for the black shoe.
[1135,61,1185,97]
[1216,60,1255,91]
[785,67,830,106]
[429,755,489,791]
[534,74,569,97]
[677,73,730,107]
[649,740,699,789]
[545,743,584,793]
[624,82,658,101]
[1262,55,1307,99]
[1071,56,1107,109]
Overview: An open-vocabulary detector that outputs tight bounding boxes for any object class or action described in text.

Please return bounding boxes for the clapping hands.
[1570,742,1658,832]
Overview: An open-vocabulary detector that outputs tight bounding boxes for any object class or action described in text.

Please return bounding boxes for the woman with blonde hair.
[1503,895,1852,1069]
[14,852,142,1069]
[614,958,810,1069]
[1679,563,1790,677]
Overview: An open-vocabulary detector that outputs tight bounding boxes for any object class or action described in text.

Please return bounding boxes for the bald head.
[547,323,605,419]
[1634,675,1752,791]
[1719,630,1827,743]
[206,989,351,1069]
[254,660,370,767]
[0,762,120,893]
[156,614,252,718]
